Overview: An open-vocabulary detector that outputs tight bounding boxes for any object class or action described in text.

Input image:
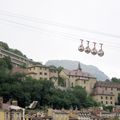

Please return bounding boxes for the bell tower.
[78,62,82,71]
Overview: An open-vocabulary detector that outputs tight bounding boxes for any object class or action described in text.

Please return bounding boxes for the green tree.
[58,76,66,86]
[0,57,12,81]
[57,66,64,73]
[0,41,9,50]
[111,77,120,83]
[9,49,25,57]
[103,105,113,112]
[3,56,12,70]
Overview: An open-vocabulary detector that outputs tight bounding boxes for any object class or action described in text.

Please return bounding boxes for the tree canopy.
[111,77,120,84]
[0,41,9,50]
[0,41,26,57]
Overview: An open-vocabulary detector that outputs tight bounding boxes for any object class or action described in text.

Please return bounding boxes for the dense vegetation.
[0,41,26,57]
[111,77,120,84]
[0,57,98,109]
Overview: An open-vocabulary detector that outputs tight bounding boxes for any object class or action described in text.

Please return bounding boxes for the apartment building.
[27,65,58,86]
[0,47,35,67]
[92,81,120,106]
[92,92,115,106]
[59,63,97,94]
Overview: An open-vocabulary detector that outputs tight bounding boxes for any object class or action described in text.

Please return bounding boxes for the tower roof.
[78,62,82,71]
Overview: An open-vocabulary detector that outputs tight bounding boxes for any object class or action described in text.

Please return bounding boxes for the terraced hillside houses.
[0,47,35,67]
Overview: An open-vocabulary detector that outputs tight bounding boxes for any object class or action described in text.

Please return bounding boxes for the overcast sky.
[0,0,120,79]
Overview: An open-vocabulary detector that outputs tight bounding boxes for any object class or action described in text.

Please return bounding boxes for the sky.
[0,0,120,78]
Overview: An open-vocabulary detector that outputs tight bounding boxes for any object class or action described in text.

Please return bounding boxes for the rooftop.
[63,69,96,79]
[95,81,120,88]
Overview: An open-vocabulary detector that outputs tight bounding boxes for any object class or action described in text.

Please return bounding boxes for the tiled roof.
[93,92,114,96]
[63,69,96,79]
[95,81,120,88]
[27,72,37,75]
[28,65,49,69]
[69,117,78,120]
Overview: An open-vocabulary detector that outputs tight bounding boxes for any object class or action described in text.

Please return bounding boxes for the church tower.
[78,62,82,71]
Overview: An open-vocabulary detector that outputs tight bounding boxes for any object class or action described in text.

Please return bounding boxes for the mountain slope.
[46,60,109,81]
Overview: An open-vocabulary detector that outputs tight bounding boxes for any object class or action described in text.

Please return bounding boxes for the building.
[47,108,104,120]
[92,81,120,105]
[27,65,58,86]
[59,63,97,94]
[48,108,70,120]
[0,47,35,67]
[92,92,115,106]
[77,111,91,120]
[25,112,53,120]
[59,63,120,106]
[0,97,25,120]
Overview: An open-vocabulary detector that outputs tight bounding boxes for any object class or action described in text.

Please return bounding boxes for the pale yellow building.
[48,108,69,120]
[92,81,120,105]
[92,93,115,106]
[59,63,97,94]
[27,65,58,86]
[47,108,95,120]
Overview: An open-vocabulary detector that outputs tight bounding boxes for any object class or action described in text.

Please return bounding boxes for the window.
[84,80,86,84]
[111,101,113,104]
[111,88,113,90]
[117,88,120,91]
[5,112,9,120]
[106,101,108,104]
[105,87,107,90]
[101,96,103,99]
[101,101,103,104]
[71,83,73,87]
[106,96,108,100]
[44,73,47,75]
[40,72,42,75]
[110,97,112,100]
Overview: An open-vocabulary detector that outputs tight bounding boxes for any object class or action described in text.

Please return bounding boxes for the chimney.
[0,97,3,108]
